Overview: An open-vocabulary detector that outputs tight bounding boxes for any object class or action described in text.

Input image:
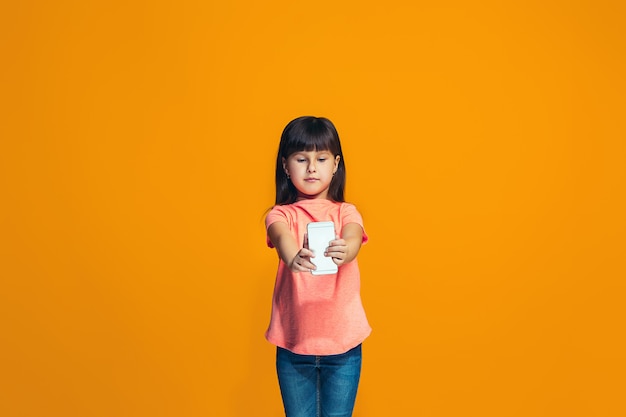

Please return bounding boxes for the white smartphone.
[306,221,338,275]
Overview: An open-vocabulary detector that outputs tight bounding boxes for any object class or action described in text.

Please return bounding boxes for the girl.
[265,116,371,417]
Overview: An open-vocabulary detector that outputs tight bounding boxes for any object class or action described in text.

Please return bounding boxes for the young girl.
[265,116,371,417]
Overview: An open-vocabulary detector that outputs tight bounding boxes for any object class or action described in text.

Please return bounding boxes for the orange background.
[1,1,625,416]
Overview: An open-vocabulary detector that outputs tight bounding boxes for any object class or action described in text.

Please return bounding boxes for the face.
[283,150,340,200]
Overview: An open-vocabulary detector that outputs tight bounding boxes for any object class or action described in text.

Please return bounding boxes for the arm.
[267,221,317,273]
[325,222,364,266]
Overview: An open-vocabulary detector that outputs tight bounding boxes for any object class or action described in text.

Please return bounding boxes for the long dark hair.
[274,116,346,205]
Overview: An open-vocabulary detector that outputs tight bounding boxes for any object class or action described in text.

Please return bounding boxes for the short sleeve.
[341,203,369,244]
[265,206,289,248]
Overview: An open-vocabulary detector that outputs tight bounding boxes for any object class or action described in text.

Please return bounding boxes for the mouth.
[304,178,319,182]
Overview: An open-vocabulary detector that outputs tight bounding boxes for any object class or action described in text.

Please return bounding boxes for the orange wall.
[1,1,625,416]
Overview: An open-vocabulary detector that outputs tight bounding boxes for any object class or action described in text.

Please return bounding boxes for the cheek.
[287,162,300,174]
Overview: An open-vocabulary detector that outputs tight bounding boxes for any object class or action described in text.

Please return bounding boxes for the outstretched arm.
[325,222,364,266]
[267,221,317,273]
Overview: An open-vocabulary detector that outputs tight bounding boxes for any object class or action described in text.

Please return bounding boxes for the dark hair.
[274,116,346,205]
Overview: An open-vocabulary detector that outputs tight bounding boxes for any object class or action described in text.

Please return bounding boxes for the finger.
[328,238,346,247]
[303,233,309,249]
[296,256,316,271]
[293,254,315,271]
[325,245,346,256]
[332,253,344,259]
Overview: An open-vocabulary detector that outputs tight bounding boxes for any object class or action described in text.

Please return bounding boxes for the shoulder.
[340,201,359,210]
[339,202,363,217]
[265,203,295,228]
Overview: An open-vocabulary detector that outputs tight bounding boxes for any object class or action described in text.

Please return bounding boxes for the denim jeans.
[276,344,362,417]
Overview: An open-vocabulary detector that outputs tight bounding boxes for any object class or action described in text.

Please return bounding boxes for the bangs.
[282,118,340,157]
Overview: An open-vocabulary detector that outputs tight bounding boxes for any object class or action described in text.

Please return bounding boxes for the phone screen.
[306,221,338,275]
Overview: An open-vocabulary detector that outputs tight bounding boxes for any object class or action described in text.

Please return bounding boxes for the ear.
[282,157,288,175]
[333,155,341,173]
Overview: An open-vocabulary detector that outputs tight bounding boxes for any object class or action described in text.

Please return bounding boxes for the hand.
[326,235,350,266]
[288,233,317,273]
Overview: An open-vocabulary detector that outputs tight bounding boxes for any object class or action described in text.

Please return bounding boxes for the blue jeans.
[276,344,362,417]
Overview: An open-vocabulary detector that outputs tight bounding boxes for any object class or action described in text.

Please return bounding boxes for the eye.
[297,158,306,163]
[318,158,327,162]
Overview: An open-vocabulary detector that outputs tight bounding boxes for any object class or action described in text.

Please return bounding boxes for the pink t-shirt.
[265,198,371,355]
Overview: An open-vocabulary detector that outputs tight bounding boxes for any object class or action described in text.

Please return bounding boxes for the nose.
[307,161,316,172]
